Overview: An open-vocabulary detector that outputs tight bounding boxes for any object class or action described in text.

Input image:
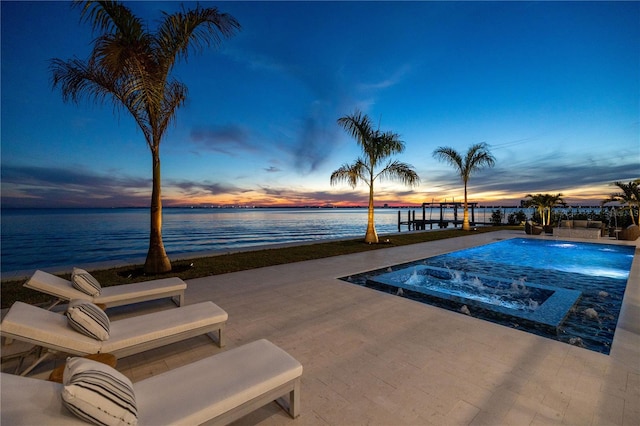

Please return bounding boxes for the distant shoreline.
[0,204,607,210]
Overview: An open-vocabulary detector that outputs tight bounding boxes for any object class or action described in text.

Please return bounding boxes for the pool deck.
[2,230,639,425]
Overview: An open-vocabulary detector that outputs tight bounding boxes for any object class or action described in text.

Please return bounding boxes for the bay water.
[1,207,406,276]
[0,205,603,277]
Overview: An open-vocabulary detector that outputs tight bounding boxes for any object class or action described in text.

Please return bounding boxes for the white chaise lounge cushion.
[0,301,227,358]
[66,299,110,341]
[62,357,138,426]
[0,373,87,425]
[71,268,102,296]
[135,339,303,425]
[1,301,102,355]
[100,301,226,354]
[25,269,187,308]
[0,339,302,425]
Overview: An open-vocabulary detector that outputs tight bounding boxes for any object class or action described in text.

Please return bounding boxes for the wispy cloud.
[291,112,340,174]
[1,164,151,207]
[169,179,250,197]
[189,125,257,155]
[427,157,638,203]
[0,164,262,208]
[223,46,287,74]
[357,64,413,91]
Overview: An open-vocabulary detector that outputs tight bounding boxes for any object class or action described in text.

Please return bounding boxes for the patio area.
[2,230,639,425]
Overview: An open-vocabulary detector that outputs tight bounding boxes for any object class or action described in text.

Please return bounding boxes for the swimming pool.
[343,238,635,354]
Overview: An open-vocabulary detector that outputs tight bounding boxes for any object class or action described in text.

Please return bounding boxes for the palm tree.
[50,1,240,273]
[432,143,495,231]
[523,193,565,226]
[331,111,419,244]
[602,180,640,225]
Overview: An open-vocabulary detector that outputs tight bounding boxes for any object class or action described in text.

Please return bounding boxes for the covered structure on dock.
[398,202,480,231]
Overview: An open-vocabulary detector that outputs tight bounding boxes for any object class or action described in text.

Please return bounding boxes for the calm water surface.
[1,208,405,274]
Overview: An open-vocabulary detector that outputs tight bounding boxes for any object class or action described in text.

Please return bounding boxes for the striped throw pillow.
[66,299,110,341]
[72,267,102,296]
[62,357,138,426]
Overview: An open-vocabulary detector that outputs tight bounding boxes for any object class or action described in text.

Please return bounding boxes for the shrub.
[490,209,503,225]
[507,210,527,225]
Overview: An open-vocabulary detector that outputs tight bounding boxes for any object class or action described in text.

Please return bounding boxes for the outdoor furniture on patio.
[525,220,543,235]
[619,224,640,241]
[24,269,187,309]
[47,352,117,383]
[0,339,302,425]
[1,300,227,376]
[553,220,605,239]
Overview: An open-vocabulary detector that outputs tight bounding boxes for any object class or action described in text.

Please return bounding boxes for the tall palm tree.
[50,1,240,273]
[331,111,419,244]
[523,193,565,226]
[602,180,640,225]
[432,142,495,231]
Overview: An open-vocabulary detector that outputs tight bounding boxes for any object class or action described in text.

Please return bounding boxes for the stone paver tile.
[313,396,375,425]
[468,409,505,426]
[591,392,625,426]
[627,371,640,397]
[530,411,563,426]
[623,398,640,426]
[446,399,481,426]
[479,386,519,419]
[541,387,571,415]
[369,359,418,389]
[600,366,631,398]
[573,372,606,397]
[456,382,500,412]
[561,394,595,425]
[503,396,538,425]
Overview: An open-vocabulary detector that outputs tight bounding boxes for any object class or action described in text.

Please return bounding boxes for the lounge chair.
[0,339,302,425]
[619,224,640,241]
[24,269,186,308]
[524,220,543,235]
[1,300,227,375]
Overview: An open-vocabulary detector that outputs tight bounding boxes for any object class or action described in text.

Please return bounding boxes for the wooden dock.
[397,202,493,231]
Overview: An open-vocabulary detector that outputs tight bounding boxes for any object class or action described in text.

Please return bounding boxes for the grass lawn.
[1,226,521,309]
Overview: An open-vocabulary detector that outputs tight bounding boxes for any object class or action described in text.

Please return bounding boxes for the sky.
[1,1,639,208]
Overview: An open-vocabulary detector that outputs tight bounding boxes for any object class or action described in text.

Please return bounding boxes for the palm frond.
[330,161,366,189]
[376,160,420,187]
[337,110,375,148]
[157,4,241,71]
[157,79,188,137]
[374,131,405,160]
[433,146,463,173]
[50,57,118,107]
[75,0,143,39]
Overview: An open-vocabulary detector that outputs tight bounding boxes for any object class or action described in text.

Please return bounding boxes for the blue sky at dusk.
[2,1,638,208]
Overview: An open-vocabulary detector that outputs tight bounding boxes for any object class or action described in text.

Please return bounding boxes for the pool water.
[368,265,583,335]
[343,238,635,354]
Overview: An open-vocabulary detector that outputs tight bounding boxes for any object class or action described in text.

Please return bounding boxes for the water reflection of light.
[401,269,544,312]
[551,243,577,249]
[558,266,629,279]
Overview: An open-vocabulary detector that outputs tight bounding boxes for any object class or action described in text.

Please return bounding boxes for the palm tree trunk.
[462,182,470,231]
[144,148,172,274]
[365,183,378,243]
